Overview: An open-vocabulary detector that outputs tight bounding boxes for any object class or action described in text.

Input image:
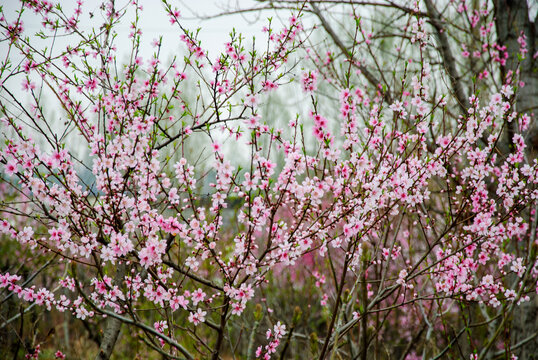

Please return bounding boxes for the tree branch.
[424,0,468,113]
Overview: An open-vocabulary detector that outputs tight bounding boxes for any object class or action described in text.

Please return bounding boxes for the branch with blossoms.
[1,0,538,359]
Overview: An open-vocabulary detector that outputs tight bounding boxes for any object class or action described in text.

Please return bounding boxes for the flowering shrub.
[1,0,537,359]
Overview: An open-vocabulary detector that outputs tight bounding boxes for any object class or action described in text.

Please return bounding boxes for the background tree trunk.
[495,1,538,358]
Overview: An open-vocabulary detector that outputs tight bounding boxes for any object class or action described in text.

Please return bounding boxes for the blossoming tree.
[0,0,537,359]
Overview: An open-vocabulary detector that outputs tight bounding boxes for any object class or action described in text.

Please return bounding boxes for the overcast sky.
[1,0,281,63]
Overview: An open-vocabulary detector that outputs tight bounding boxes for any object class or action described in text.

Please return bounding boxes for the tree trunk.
[95,316,122,360]
[495,0,538,152]
[495,1,538,358]
[95,265,126,360]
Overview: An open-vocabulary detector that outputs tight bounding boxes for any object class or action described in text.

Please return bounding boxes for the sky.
[2,0,538,70]
[110,0,271,59]
[1,0,277,62]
